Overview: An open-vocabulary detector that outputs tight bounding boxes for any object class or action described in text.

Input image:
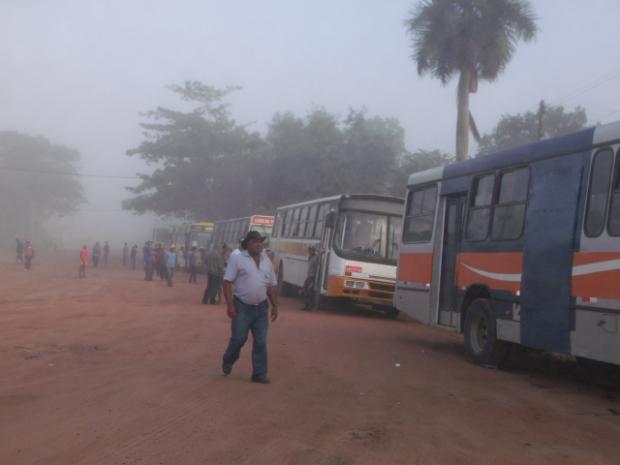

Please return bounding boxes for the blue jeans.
[223,298,269,378]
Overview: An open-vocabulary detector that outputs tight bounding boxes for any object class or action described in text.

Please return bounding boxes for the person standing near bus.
[165,245,177,287]
[92,242,101,268]
[130,244,138,270]
[103,241,110,265]
[188,246,198,284]
[143,241,153,281]
[302,246,319,311]
[24,241,34,271]
[122,242,129,267]
[79,245,89,278]
[203,245,225,304]
[221,231,278,384]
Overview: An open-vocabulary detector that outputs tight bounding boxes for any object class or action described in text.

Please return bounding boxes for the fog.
[1,0,619,250]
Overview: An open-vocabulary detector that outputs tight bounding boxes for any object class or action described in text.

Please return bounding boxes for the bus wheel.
[464,298,507,367]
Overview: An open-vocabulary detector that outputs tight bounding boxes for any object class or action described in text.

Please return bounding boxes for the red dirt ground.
[1,253,619,465]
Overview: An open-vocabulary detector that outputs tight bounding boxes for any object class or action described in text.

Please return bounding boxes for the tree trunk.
[456,69,472,161]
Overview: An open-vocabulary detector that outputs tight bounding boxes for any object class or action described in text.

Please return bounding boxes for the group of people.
[78,241,139,278]
[142,242,177,286]
[74,231,319,385]
[15,237,35,271]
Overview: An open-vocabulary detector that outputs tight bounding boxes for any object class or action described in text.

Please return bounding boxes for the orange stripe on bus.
[456,252,523,293]
[572,252,620,300]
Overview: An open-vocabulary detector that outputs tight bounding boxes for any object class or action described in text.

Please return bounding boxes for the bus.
[270,194,404,315]
[212,215,275,250]
[187,221,215,250]
[395,121,620,367]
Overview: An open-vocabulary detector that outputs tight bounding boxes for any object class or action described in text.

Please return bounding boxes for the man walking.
[79,245,89,278]
[221,231,278,384]
[165,245,177,287]
[122,242,129,267]
[130,244,138,270]
[143,241,153,281]
[203,244,225,304]
[188,246,198,284]
[103,241,110,265]
[24,241,34,271]
[92,242,101,268]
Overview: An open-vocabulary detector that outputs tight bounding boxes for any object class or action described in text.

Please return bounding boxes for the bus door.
[319,212,337,293]
[438,194,467,327]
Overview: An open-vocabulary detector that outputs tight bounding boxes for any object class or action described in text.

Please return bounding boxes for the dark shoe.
[251,376,270,384]
[222,361,232,376]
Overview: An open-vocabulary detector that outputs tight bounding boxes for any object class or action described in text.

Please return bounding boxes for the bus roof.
[275,194,404,211]
[407,121,620,188]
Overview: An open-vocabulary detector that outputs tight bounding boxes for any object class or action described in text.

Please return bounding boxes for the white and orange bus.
[395,121,620,367]
[270,194,404,315]
[212,214,275,251]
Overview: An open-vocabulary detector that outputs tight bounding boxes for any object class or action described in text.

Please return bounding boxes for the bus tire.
[463,298,507,367]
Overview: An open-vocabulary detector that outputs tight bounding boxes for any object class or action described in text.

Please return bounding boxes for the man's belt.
[234,296,268,308]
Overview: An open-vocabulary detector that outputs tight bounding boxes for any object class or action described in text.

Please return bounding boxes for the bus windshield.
[335,211,402,264]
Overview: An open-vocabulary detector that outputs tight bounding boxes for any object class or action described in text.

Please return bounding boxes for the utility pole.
[537,100,546,141]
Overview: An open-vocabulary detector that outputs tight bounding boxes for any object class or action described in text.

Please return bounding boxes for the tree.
[405,0,537,161]
[124,81,264,220]
[477,103,588,155]
[389,149,453,196]
[0,132,84,240]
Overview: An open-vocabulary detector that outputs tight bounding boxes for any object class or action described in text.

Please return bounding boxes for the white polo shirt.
[224,250,277,305]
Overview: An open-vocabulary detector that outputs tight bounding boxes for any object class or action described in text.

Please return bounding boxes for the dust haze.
[1,0,619,251]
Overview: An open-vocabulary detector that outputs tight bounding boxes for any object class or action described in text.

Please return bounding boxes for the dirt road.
[1,254,619,465]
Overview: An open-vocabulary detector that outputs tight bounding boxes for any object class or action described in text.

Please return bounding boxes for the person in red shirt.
[79,245,89,278]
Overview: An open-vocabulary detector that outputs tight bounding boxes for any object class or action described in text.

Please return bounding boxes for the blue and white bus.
[395,121,620,366]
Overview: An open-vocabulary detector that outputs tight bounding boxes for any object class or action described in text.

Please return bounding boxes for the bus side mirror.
[325,211,337,228]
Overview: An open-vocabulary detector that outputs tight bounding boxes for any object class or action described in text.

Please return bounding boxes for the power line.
[0,165,141,180]
[553,66,620,105]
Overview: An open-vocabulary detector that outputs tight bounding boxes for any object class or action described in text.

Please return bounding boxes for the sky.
[1,0,620,245]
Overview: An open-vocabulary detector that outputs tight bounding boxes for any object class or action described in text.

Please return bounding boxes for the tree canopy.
[406,0,537,160]
[477,103,588,155]
[0,131,84,240]
[124,82,442,221]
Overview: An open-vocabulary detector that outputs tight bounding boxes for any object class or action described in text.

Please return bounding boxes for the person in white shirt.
[221,231,278,384]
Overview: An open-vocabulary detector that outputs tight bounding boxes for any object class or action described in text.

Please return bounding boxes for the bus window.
[291,208,301,237]
[466,174,494,241]
[297,206,309,237]
[609,149,620,236]
[585,148,613,237]
[336,211,387,259]
[315,203,330,239]
[284,210,293,237]
[403,185,437,243]
[492,167,529,240]
[306,204,318,238]
[272,214,280,238]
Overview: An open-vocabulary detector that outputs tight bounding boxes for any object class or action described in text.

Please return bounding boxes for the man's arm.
[267,286,278,322]
[223,281,235,319]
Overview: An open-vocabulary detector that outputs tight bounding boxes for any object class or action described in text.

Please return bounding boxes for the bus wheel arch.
[460,284,491,331]
[463,297,508,367]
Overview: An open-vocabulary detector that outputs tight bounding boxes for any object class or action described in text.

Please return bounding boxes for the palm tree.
[406,0,537,160]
